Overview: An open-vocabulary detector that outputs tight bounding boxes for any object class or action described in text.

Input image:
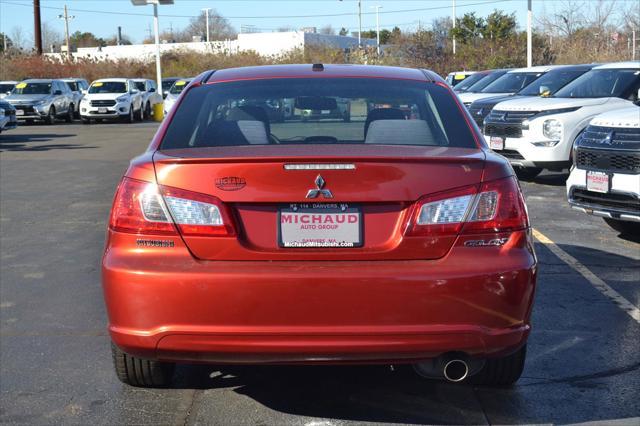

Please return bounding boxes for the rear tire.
[603,218,640,236]
[145,102,151,120]
[514,167,542,181]
[472,345,526,386]
[111,343,174,387]
[137,104,144,121]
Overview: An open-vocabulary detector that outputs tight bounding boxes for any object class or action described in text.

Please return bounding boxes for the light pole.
[527,0,532,67]
[130,0,174,97]
[201,8,211,43]
[452,0,456,55]
[58,4,75,59]
[339,0,362,47]
[371,5,382,55]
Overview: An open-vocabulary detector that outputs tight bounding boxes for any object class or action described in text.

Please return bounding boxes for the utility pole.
[452,0,456,55]
[527,0,533,67]
[33,0,43,55]
[371,5,382,55]
[58,4,75,59]
[201,8,211,42]
[358,0,362,47]
[153,2,162,92]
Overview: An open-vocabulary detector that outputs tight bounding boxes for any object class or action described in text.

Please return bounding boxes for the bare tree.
[42,21,64,52]
[183,9,236,41]
[10,26,29,51]
[537,1,586,38]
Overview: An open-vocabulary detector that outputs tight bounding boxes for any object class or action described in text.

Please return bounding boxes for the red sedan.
[102,64,537,387]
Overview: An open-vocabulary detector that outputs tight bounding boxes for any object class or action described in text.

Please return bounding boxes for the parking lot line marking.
[533,228,640,324]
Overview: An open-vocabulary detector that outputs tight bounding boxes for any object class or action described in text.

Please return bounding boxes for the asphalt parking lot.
[1,122,639,425]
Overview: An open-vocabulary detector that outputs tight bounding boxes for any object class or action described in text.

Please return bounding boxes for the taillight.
[408,176,528,236]
[109,177,235,237]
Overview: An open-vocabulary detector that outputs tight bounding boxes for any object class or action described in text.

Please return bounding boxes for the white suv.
[80,78,143,124]
[131,78,163,120]
[484,62,640,180]
[458,66,559,107]
[566,106,640,235]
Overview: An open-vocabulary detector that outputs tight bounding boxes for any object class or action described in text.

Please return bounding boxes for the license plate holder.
[490,136,504,150]
[278,204,362,248]
[15,109,24,116]
[586,171,610,193]
[98,107,108,113]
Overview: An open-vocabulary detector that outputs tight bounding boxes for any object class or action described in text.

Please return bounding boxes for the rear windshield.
[553,69,640,99]
[161,78,478,150]
[518,69,588,96]
[89,81,127,94]
[465,71,507,92]
[12,82,52,95]
[482,72,541,93]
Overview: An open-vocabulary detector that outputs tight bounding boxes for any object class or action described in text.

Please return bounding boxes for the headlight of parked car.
[33,99,47,106]
[116,95,129,103]
[0,108,5,116]
[542,119,562,140]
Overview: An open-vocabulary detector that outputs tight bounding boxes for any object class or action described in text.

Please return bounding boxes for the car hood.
[459,92,512,104]
[590,106,640,128]
[5,94,51,104]
[493,96,610,112]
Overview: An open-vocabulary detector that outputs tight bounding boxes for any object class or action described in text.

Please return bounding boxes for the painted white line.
[533,228,640,324]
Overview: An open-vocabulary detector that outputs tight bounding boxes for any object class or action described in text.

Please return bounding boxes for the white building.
[45,31,376,62]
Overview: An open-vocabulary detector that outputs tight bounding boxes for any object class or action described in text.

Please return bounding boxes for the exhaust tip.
[443,359,469,382]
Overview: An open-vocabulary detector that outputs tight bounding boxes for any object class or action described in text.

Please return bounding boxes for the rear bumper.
[103,230,537,364]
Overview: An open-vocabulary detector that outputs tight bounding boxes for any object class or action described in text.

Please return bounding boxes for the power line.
[0,0,516,20]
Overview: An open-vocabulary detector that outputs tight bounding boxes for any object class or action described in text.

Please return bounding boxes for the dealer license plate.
[98,107,108,113]
[279,204,362,248]
[15,110,24,116]
[490,136,504,150]
[586,171,610,193]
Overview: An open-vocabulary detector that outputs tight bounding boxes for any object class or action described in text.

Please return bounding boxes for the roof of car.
[61,78,87,81]
[206,64,430,84]
[22,79,59,83]
[593,61,640,69]
[545,63,597,72]
[507,65,563,73]
[0,81,19,84]
[93,78,129,83]
[132,78,152,81]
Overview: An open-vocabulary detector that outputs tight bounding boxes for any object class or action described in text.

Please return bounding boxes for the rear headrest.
[228,105,271,135]
[200,120,269,146]
[364,108,406,137]
[364,119,438,146]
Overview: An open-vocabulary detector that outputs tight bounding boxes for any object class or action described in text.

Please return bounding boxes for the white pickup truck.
[80,78,143,124]
[484,62,640,180]
[566,106,640,235]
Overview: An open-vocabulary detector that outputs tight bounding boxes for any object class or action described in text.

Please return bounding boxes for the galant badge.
[306,175,333,199]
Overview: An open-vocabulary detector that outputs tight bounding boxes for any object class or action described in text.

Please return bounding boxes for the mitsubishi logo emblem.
[601,130,615,145]
[306,175,333,199]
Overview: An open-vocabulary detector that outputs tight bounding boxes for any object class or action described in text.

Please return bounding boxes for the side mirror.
[130,89,139,94]
[81,89,88,95]
[54,90,62,95]
[163,91,168,99]
[148,87,155,93]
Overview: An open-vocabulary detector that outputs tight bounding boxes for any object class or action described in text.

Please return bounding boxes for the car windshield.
[134,81,146,91]
[465,71,507,92]
[482,72,541,93]
[0,83,15,93]
[518,69,589,96]
[12,82,52,95]
[454,73,488,92]
[162,79,178,91]
[89,81,127,94]
[161,78,477,150]
[553,69,640,99]
[65,81,78,91]
[169,80,192,94]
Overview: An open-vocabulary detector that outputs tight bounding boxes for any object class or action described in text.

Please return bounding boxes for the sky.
[0,0,637,46]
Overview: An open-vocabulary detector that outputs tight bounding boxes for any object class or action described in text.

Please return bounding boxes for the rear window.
[161,78,477,150]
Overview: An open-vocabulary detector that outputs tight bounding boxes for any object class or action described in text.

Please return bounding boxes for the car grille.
[484,110,539,138]
[571,188,640,213]
[468,105,488,127]
[580,125,640,149]
[90,100,116,107]
[576,148,640,174]
[498,149,525,160]
[14,105,35,113]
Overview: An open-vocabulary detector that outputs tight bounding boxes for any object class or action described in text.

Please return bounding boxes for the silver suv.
[62,78,89,119]
[5,79,75,124]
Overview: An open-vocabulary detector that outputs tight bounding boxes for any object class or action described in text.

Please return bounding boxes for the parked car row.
[0,76,191,130]
[449,61,640,236]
